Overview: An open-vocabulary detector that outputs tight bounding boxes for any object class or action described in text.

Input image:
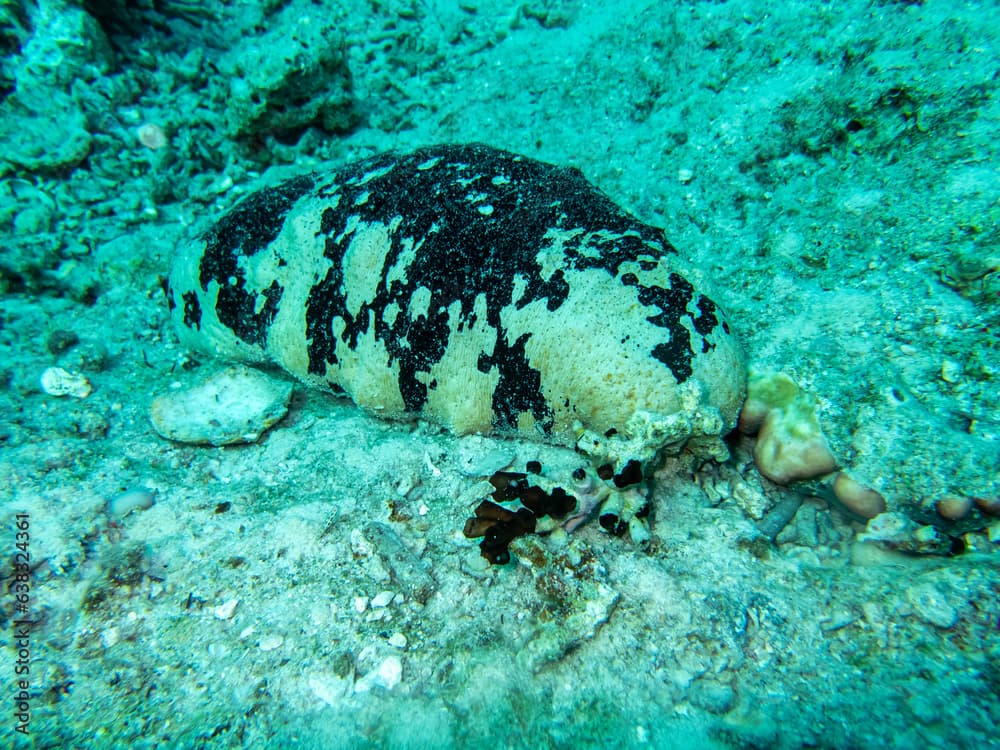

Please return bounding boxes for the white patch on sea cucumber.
[408,286,432,320]
[341,221,395,317]
[383,301,400,327]
[422,293,500,435]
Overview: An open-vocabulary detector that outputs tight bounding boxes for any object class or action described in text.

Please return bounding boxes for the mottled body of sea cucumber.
[167,143,745,453]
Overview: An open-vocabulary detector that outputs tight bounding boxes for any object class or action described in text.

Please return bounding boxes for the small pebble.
[354,655,403,693]
[308,674,350,706]
[214,599,239,620]
[371,591,394,608]
[101,626,121,649]
[456,436,515,476]
[974,496,1000,517]
[137,122,168,150]
[688,680,735,715]
[940,360,962,383]
[833,472,886,519]
[107,488,155,519]
[820,610,856,632]
[935,495,972,521]
[375,656,402,689]
[387,632,407,649]
[40,366,92,398]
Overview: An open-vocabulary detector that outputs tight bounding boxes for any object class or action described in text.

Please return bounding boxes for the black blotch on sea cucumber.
[198,174,317,345]
[190,144,728,435]
[288,144,673,430]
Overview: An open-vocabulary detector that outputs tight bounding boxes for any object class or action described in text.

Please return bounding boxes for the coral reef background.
[1,1,997,748]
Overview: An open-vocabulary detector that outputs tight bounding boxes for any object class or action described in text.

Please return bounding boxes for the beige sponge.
[740,370,837,485]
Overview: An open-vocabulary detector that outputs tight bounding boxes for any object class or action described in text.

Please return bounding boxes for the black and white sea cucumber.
[166,144,747,552]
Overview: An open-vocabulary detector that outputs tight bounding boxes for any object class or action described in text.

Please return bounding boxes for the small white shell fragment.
[107,487,155,519]
[40,366,92,398]
[387,632,407,649]
[137,122,168,149]
[259,634,284,651]
[677,167,694,183]
[371,591,394,608]
[353,596,369,613]
[149,365,292,446]
[214,598,239,620]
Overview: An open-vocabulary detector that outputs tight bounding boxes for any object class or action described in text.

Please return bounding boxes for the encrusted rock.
[149,365,292,446]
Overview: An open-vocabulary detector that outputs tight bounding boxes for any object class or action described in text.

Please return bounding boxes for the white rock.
[376,656,402,689]
[387,632,407,649]
[149,365,292,446]
[101,626,120,649]
[214,598,238,620]
[40,366,92,398]
[371,590,394,608]
[107,488,154,519]
[354,655,403,693]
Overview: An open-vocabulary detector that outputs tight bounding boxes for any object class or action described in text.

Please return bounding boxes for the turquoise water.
[1,1,998,748]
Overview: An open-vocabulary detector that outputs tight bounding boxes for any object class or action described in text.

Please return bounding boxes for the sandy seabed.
[1,1,997,747]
